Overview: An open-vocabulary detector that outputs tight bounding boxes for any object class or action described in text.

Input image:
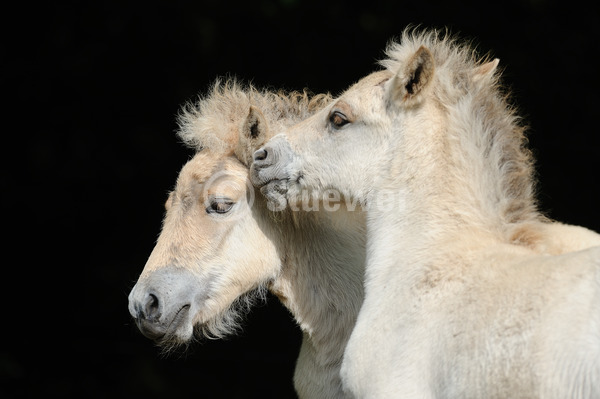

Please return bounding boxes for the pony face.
[251,46,440,208]
[128,151,280,349]
[128,81,333,350]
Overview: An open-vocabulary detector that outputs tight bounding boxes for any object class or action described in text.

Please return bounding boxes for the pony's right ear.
[387,45,435,107]
[235,106,269,166]
[472,58,499,84]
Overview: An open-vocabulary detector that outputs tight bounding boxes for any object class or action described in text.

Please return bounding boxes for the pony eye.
[207,198,234,214]
[329,111,350,129]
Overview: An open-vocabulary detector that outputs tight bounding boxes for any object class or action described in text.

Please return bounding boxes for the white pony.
[252,30,600,398]
[128,81,365,398]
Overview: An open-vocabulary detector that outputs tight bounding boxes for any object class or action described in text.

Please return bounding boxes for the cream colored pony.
[128,81,365,398]
[252,30,600,398]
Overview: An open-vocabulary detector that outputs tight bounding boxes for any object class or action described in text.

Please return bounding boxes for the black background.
[4,1,599,398]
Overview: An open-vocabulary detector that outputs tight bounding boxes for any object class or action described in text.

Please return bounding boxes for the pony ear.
[473,58,499,83]
[235,105,269,166]
[388,45,435,107]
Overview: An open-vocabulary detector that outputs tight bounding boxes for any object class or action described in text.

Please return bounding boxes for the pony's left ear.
[388,46,435,107]
[236,105,269,166]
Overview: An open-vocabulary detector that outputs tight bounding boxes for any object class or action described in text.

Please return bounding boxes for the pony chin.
[154,302,238,355]
[153,318,196,356]
[199,284,268,339]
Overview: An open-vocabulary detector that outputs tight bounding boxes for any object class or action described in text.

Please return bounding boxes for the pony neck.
[266,204,366,362]
[385,93,539,240]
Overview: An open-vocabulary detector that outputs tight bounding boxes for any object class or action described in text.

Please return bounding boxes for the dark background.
[4,0,599,398]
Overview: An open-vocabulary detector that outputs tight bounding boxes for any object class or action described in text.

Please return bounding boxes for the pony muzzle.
[250,134,295,188]
[128,266,199,343]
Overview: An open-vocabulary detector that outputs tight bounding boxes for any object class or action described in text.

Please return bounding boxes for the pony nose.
[129,291,167,341]
[130,291,163,322]
[142,293,161,320]
[253,147,269,163]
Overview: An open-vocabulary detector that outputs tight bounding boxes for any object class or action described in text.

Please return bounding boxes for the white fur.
[252,29,600,398]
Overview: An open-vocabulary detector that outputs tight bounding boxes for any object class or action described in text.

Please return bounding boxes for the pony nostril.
[253,148,268,162]
[143,293,161,320]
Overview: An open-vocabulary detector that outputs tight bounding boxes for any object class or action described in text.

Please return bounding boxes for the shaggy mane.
[177,78,332,154]
[381,28,539,227]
